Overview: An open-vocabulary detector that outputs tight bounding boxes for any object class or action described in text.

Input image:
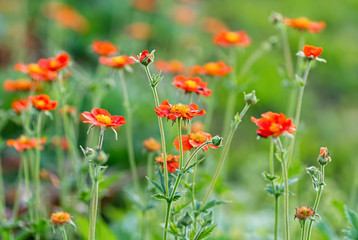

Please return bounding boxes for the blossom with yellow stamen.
[172,75,211,96]
[154,100,206,122]
[50,211,72,226]
[213,30,251,47]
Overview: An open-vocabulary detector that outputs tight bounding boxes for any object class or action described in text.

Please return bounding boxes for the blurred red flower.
[99,55,135,68]
[174,131,219,151]
[81,108,126,128]
[92,40,118,56]
[143,138,161,152]
[126,22,152,40]
[30,94,57,111]
[251,112,296,138]
[173,75,211,96]
[284,17,325,33]
[3,79,40,92]
[155,60,185,74]
[50,211,72,226]
[213,30,251,47]
[14,63,57,81]
[190,61,232,77]
[7,135,46,152]
[38,52,70,72]
[201,17,228,35]
[154,100,206,121]
[155,154,180,173]
[12,99,29,114]
[303,45,323,58]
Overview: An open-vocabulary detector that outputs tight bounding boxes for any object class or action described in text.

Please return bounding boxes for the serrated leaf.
[345,205,358,230]
[172,191,184,202]
[183,158,205,174]
[146,177,164,194]
[173,201,191,214]
[262,171,279,181]
[152,194,168,201]
[196,224,217,240]
[201,200,229,212]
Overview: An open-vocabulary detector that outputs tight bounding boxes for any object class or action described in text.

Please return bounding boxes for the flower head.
[317,147,331,166]
[190,61,232,77]
[14,63,57,81]
[99,55,135,69]
[7,135,46,152]
[155,60,185,74]
[251,111,296,138]
[38,52,70,72]
[155,154,180,173]
[3,79,40,92]
[303,45,323,58]
[136,50,155,66]
[173,131,219,152]
[173,75,211,97]
[92,40,118,56]
[81,108,126,129]
[284,17,326,33]
[294,206,316,220]
[143,137,161,152]
[154,100,206,122]
[50,211,72,226]
[30,94,58,111]
[191,121,204,133]
[12,99,29,114]
[213,30,251,47]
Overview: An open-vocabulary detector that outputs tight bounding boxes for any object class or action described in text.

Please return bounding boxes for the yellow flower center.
[112,56,126,65]
[95,114,112,126]
[20,135,29,143]
[184,80,197,90]
[170,104,190,114]
[28,64,42,74]
[49,60,58,68]
[225,32,240,42]
[269,123,281,132]
[36,100,46,108]
[204,62,219,73]
[190,132,207,142]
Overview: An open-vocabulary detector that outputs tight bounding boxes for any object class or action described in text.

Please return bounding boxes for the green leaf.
[345,205,358,229]
[173,201,191,214]
[201,200,229,212]
[196,224,217,240]
[152,194,168,201]
[146,177,164,194]
[262,171,279,182]
[183,158,206,174]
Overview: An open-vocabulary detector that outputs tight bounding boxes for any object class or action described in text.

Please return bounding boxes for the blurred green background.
[1,0,358,239]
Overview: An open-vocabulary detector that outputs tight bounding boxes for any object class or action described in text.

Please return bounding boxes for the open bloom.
[174,131,219,152]
[190,61,232,77]
[38,52,70,72]
[92,40,118,56]
[50,211,72,226]
[99,55,135,68]
[213,30,251,47]
[154,100,206,121]
[251,112,296,138]
[12,99,29,114]
[143,137,161,152]
[14,63,57,81]
[30,94,58,111]
[284,17,326,33]
[7,135,46,152]
[155,154,180,173]
[81,108,126,129]
[3,79,40,92]
[294,206,316,220]
[303,45,323,58]
[173,75,211,96]
[155,60,185,74]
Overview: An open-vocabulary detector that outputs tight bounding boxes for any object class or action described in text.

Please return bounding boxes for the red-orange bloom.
[294,206,316,220]
[7,135,46,152]
[99,55,135,68]
[132,0,156,13]
[126,22,152,40]
[190,61,232,77]
[81,108,126,128]
[213,30,251,47]
[302,45,323,58]
[155,154,180,173]
[251,112,296,138]
[154,100,206,121]
[174,131,219,152]
[201,17,228,35]
[38,52,70,72]
[284,17,326,33]
[92,40,118,56]
[173,75,211,96]
[143,137,161,152]
[50,211,72,226]
[30,94,57,111]
[14,63,57,81]
[155,60,185,74]
[12,99,29,114]
[3,79,40,92]
[172,5,196,26]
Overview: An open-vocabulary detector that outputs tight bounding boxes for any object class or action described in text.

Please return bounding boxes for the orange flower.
[3,79,40,92]
[126,22,152,40]
[143,138,161,152]
[172,5,196,26]
[155,60,185,74]
[173,131,219,152]
[30,94,57,111]
[7,135,46,152]
[38,52,70,72]
[92,40,118,56]
[213,30,251,47]
[154,100,206,121]
[12,99,29,114]
[155,154,180,173]
[284,17,326,33]
[50,211,72,226]
[81,108,126,129]
[201,17,228,35]
[132,0,156,13]
[294,206,316,220]
[99,55,135,68]
[190,61,232,77]
[191,121,204,133]
[59,105,77,115]
[318,147,331,166]
[14,63,57,81]
[173,75,211,96]
[302,45,323,58]
[251,112,296,138]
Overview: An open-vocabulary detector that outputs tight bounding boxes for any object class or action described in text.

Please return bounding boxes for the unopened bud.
[211,135,223,147]
[138,50,155,66]
[244,90,258,106]
[269,12,283,25]
[317,147,331,166]
[178,212,193,227]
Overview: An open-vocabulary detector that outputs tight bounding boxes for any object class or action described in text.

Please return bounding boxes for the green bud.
[178,212,193,227]
[317,147,331,166]
[244,90,258,106]
[211,135,223,147]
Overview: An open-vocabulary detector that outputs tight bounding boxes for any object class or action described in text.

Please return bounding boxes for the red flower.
[7,135,46,152]
[3,79,40,92]
[30,94,57,111]
[138,50,154,66]
[14,63,57,81]
[38,52,70,72]
[154,100,206,121]
[190,61,232,77]
[213,30,251,47]
[12,99,29,114]
[155,154,180,173]
[173,131,219,152]
[172,75,211,96]
[251,112,296,138]
[81,108,126,128]
[92,40,118,56]
[302,45,323,58]
[50,211,72,226]
[143,137,161,152]
[284,17,326,33]
[99,55,135,68]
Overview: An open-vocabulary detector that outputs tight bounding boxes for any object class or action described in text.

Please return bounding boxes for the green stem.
[119,70,142,199]
[306,166,325,240]
[141,210,147,240]
[177,118,183,169]
[280,26,294,80]
[163,201,172,240]
[192,155,197,230]
[301,221,306,240]
[22,152,33,222]
[12,159,23,221]
[60,226,68,240]
[282,156,289,240]
[202,104,250,207]
[275,196,279,240]
[270,138,278,240]
[0,154,5,221]
[34,112,43,227]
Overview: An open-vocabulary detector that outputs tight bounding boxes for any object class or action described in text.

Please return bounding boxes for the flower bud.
[178,212,193,227]
[317,147,331,166]
[138,50,155,66]
[294,206,316,221]
[244,90,258,106]
[269,12,283,26]
[211,135,223,147]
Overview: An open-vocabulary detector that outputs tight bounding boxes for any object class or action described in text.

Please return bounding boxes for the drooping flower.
[81,108,126,131]
[294,206,316,220]
[99,55,135,69]
[29,94,58,111]
[3,79,40,92]
[173,131,219,152]
[155,154,180,173]
[50,211,72,226]
[12,99,30,114]
[155,60,185,74]
[7,135,46,152]
[154,100,206,122]
[143,137,161,152]
[173,75,211,96]
[213,30,251,47]
[251,111,296,138]
[190,61,232,77]
[284,17,326,33]
[92,40,118,56]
